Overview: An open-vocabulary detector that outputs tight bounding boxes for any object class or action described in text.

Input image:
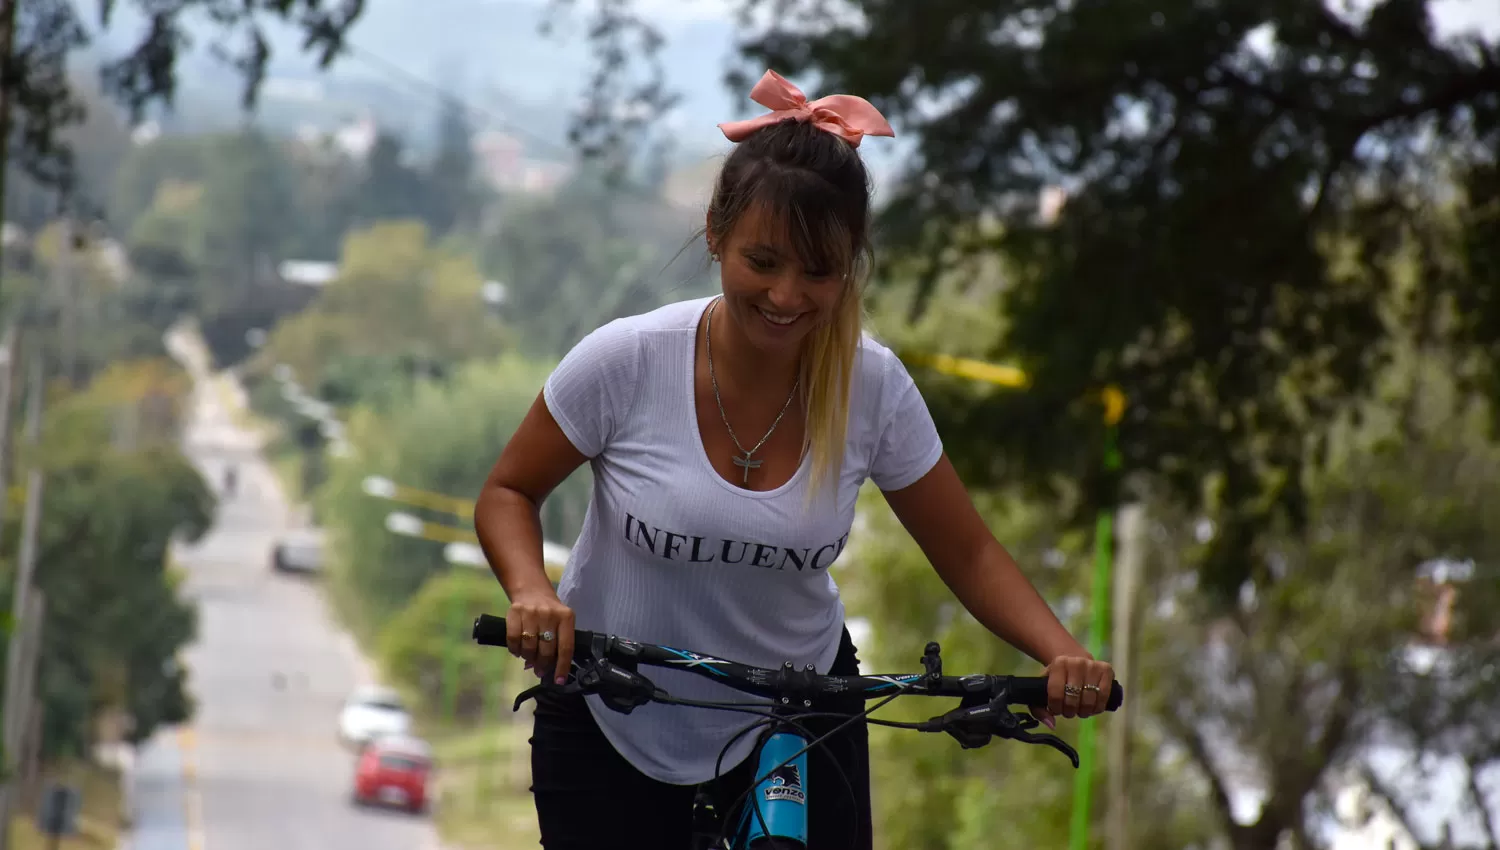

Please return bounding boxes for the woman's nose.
[765,275,807,311]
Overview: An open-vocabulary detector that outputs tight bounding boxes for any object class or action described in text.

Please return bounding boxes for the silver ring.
[1063,685,1083,698]
[1083,684,1101,693]
[539,630,555,643]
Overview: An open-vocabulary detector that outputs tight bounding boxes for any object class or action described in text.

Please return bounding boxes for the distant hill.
[83,0,743,159]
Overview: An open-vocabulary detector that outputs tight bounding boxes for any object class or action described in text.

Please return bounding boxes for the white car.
[338,685,412,749]
[271,528,327,574]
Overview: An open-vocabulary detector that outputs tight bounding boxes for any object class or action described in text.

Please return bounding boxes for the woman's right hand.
[506,589,576,685]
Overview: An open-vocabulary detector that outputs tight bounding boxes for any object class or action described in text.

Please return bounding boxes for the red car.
[351,735,433,813]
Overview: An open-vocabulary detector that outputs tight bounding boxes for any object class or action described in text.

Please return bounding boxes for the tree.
[12,359,215,758]
[1129,382,1500,850]
[479,171,716,358]
[250,220,508,392]
[844,487,1220,850]
[1,0,365,196]
[551,0,1500,607]
[426,97,477,236]
[109,136,211,232]
[348,132,433,228]
[314,354,592,642]
[375,569,528,721]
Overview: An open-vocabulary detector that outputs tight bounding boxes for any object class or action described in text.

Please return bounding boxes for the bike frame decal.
[737,729,810,848]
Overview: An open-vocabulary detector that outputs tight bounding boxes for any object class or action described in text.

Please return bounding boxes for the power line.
[339,40,692,213]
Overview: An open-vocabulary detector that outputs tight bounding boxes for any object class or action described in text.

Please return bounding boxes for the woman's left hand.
[1032,655,1116,729]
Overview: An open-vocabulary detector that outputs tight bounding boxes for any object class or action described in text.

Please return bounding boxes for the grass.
[423,718,540,849]
[6,760,123,850]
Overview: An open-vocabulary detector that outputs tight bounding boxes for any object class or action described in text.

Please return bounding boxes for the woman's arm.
[881,454,1115,722]
[475,391,589,684]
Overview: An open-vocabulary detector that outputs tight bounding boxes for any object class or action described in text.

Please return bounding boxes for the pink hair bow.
[718,70,895,148]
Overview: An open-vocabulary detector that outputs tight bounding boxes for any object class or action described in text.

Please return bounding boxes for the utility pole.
[56,214,77,387]
[14,591,44,804]
[0,0,20,277]
[0,323,19,533]
[1106,504,1146,850]
[0,352,47,850]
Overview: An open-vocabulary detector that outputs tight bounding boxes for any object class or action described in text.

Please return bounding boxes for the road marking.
[177,727,207,850]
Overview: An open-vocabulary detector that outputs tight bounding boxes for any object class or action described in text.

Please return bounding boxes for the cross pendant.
[732,452,763,484]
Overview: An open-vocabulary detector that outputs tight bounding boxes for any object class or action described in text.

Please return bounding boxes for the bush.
[376,569,528,722]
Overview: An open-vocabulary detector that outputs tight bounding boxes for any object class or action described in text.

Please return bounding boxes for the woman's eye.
[746,255,775,271]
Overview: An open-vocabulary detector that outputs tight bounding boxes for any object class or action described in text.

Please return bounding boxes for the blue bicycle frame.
[733,726,812,848]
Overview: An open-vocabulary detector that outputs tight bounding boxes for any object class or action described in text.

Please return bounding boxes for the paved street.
[126,326,436,850]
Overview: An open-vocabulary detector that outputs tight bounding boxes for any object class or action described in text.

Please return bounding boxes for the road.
[129,326,437,850]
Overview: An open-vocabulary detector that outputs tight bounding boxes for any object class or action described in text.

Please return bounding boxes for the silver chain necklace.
[705,298,800,484]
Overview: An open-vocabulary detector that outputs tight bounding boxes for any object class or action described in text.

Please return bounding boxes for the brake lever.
[1001,727,1081,768]
[928,695,1082,767]
[512,657,663,715]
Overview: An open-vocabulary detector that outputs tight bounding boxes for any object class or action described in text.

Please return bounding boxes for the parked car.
[351,734,432,813]
[271,528,326,574]
[337,685,412,749]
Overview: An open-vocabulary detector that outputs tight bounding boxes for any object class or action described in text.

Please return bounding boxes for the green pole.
[1069,403,1123,850]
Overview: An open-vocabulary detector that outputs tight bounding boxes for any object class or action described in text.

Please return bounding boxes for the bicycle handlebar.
[471,614,1123,711]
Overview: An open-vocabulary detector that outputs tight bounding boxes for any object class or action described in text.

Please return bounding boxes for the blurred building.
[471,129,569,195]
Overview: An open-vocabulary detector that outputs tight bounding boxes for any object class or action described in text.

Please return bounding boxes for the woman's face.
[711,205,848,357]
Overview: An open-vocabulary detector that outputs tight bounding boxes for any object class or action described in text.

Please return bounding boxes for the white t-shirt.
[543,296,943,784]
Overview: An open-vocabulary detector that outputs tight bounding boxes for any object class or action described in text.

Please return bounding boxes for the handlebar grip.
[1008,677,1125,712]
[471,614,600,651]
[473,614,509,646]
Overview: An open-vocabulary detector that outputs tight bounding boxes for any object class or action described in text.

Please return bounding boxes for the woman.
[475,70,1116,849]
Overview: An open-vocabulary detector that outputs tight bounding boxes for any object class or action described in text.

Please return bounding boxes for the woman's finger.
[1078,662,1103,716]
[1089,664,1116,718]
[534,622,558,677]
[1046,661,1067,717]
[506,611,524,658]
[1031,705,1057,731]
[1060,658,1084,719]
[552,608,576,685]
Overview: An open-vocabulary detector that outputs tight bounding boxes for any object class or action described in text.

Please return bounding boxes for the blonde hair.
[800,272,865,497]
[700,118,875,498]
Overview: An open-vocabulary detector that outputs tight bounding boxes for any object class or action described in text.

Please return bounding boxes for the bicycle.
[472,614,1123,849]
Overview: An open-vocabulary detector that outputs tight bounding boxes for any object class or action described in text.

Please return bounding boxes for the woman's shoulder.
[609,296,715,336]
[853,331,908,390]
[564,297,712,361]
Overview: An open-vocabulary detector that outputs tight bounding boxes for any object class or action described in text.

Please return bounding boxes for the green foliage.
[13,359,216,758]
[479,174,717,358]
[316,353,591,641]
[375,570,525,721]
[249,220,508,391]
[556,0,1500,611]
[2,0,363,193]
[844,486,1218,850]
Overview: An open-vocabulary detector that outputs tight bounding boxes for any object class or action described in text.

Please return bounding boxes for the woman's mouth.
[756,306,804,328]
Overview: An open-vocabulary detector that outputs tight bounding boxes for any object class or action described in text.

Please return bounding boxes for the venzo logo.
[762,764,805,805]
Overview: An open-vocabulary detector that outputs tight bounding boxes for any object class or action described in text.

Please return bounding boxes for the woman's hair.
[702,117,874,497]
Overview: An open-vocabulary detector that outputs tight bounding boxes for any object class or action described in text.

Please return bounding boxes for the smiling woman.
[473,69,1113,850]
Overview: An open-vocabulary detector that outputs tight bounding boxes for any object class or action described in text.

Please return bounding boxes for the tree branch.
[1465,761,1500,850]
[1357,763,1428,848]
[1163,709,1247,842]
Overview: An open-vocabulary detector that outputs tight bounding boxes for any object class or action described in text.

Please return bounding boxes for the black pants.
[529,628,874,849]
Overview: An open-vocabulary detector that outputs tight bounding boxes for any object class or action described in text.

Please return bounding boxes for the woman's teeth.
[757,307,800,326]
